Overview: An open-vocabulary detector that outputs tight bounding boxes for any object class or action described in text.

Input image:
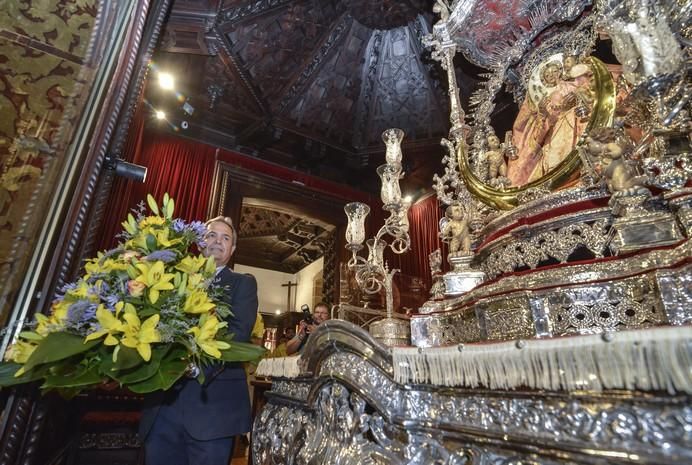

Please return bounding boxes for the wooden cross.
[281,280,298,312]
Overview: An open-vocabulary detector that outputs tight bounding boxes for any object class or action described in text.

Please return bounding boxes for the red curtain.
[98,121,216,250]
[393,194,444,289]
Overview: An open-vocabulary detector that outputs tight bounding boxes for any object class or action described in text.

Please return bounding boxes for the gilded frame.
[458,57,616,210]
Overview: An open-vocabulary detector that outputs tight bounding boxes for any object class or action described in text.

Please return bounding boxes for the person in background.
[139,216,258,465]
[285,302,330,355]
[251,313,265,346]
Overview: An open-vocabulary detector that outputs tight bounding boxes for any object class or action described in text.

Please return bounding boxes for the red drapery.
[390,194,444,290]
[98,120,216,250]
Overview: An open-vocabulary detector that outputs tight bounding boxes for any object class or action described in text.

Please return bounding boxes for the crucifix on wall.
[281,280,298,312]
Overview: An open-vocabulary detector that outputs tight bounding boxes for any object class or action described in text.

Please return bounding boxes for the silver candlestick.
[344,129,412,346]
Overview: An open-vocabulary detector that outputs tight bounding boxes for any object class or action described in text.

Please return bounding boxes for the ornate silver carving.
[548,276,668,335]
[477,293,535,341]
[404,390,692,461]
[656,264,692,326]
[444,255,486,296]
[478,186,610,241]
[481,217,612,280]
[254,321,692,465]
[271,379,310,401]
[411,245,691,346]
[411,304,481,347]
[609,207,683,255]
[319,351,402,415]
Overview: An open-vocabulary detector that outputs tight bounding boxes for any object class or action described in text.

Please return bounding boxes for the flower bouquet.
[0,194,265,395]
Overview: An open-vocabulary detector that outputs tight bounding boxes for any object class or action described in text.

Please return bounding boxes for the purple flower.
[171,219,186,233]
[187,221,207,241]
[67,301,98,326]
[134,201,147,221]
[59,282,78,294]
[145,249,177,263]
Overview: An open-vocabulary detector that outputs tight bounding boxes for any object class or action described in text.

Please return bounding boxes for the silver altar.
[252,321,691,465]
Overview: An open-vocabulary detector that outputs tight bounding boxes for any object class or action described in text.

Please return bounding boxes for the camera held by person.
[286,302,330,355]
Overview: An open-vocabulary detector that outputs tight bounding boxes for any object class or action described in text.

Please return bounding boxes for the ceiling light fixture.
[158,72,174,90]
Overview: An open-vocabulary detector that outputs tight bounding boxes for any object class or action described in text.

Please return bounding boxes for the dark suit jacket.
[139,267,258,440]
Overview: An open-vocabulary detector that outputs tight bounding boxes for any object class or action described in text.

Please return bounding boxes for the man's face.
[204,221,235,266]
[313,306,329,324]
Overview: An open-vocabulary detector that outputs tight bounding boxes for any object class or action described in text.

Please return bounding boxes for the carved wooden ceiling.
[236,200,335,273]
[147,0,482,194]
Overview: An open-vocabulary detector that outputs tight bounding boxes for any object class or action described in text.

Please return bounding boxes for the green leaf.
[166,198,175,219]
[137,306,159,318]
[145,234,157,252]
[22,333,100,373]
[112,346,169,384]
[126,264,138,279]
[0,363,47,387]
[127,355,186,394]
[100,346,142,373]
[146,194,160,215]
[217,341,266,363]
[42,365,101,388]
[49,387,83,399]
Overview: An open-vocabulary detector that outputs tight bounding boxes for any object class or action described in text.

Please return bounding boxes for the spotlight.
[158,72,174,90]
[404,195,413,203]
[155,110,166,120]
[182,101,194,115]
[114,160,147,183]
[181,120,189,130]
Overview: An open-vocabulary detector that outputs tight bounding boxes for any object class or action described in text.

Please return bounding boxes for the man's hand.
[305,323,318,334]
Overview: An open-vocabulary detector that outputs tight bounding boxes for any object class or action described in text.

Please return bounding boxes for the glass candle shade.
[399,202,410,233]
[382,128,405,165]
[344,202,370,246]
[377,164,402,207]
[366,238,386,267]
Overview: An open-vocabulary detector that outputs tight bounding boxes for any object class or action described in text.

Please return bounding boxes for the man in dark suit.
[139,216,258,465]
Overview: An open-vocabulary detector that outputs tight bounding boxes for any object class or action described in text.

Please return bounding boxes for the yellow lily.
[185,273,205,291]
[84,305,124,346]
[125,226,157,251]
[50,300,72,324]
[183,290,216,314]
[120,307,161,362]
[5,340,38,364]
[85,258,128,278]
[66,281,91,300]
[175,256,207,275]
[187,314,230,358]
[134,260,175,304]
[153,228,182,248]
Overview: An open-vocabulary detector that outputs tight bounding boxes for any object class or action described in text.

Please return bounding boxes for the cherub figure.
[485,133,508,181]
[440,203,471,255]
[585,128,648,195]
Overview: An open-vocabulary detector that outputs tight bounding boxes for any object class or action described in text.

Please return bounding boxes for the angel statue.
[585,127,649,198]
[440,203,472,256]
[484,131,512,189]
